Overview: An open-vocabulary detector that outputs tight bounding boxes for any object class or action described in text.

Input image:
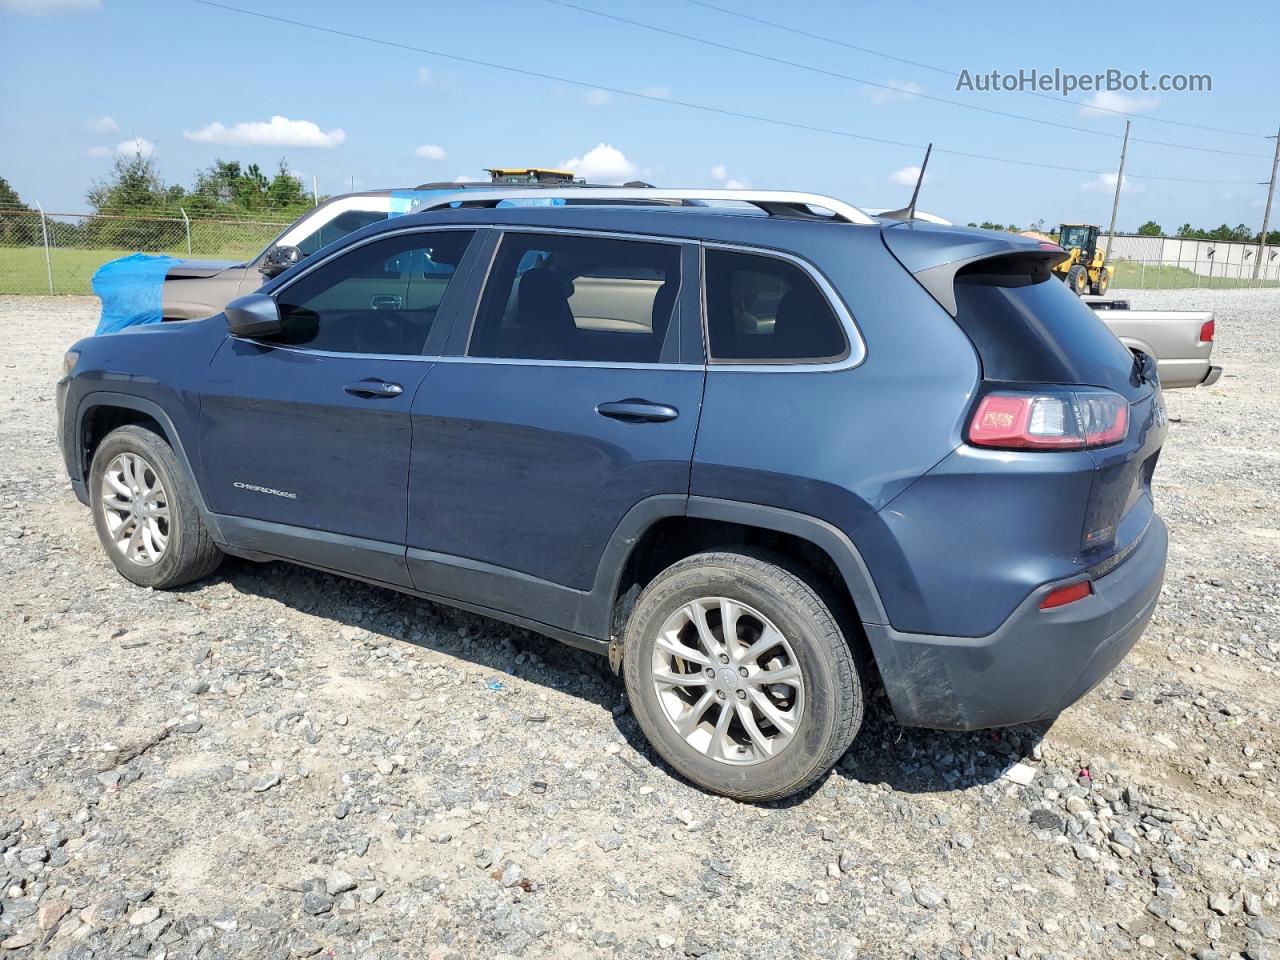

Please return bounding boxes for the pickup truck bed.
[1084,298,1222,389]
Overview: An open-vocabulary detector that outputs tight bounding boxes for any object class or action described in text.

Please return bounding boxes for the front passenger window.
[269,231,474,355]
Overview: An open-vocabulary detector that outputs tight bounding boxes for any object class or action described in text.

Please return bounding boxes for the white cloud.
[584,89,611,106]
[415,66,434,85]
[0,0,99,13]
[85,114,117,134]
[639,85,672,100]
[560,143,638,183]
[184,115,346,148]
[1080,91,1160,117]
[865,80,922,105]
[117,137,154,158]
[1081,171,1144,194]
[86,145,111,159]
[414,144,447,161]
[888,165,928,187]
[709,164,748,189]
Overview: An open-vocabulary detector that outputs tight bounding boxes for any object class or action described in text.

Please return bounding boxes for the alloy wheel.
[100,452,170,566]
[650,597,805,765]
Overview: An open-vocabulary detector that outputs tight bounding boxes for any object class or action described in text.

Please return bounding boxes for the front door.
[406,230,704,631]
[198,228,478,586]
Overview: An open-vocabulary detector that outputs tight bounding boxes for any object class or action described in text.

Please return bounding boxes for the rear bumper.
[1158,357,1217,390]
[864,515,1167,731]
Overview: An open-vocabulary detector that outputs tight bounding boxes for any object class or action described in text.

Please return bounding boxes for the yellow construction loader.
[1053,224,1113,296]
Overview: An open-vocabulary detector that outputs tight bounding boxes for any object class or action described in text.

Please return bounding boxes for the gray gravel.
[1,290,1278,959]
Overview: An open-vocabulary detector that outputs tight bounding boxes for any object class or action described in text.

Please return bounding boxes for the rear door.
[405,229,704,630]
[198,227,478,586]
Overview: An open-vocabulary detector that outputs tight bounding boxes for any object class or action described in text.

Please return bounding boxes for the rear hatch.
[882,221,1165,574]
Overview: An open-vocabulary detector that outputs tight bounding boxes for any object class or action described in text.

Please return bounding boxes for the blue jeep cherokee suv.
[57,188,1168,801]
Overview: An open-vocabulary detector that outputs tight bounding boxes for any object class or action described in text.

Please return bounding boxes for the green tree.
[85,153,185,249]
[0,176,39,245]
[1137,220,1163,237]
[188,159,309,216]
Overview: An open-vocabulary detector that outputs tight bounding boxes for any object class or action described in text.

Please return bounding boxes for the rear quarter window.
[704,248,847,363]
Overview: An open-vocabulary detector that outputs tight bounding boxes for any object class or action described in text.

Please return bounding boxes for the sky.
[1,0,1277,232]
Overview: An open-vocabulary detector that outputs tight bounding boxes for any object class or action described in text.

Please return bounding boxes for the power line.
[185,0,1260,186]
[548,0,1269,160]
[682,0,1269,142]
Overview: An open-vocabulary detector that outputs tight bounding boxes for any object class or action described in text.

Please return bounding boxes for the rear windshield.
[954,263,1141,397]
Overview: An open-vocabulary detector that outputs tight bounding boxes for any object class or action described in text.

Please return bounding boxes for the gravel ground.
[0,289,1277,960]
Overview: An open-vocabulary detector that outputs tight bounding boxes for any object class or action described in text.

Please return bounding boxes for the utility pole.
[1254,125,1279,280]
[1105,120,1131,260]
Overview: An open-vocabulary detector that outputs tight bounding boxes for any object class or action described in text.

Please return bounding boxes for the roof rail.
[407,188,878,225]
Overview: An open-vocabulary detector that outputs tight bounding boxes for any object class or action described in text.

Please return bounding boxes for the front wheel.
[1067,264,1089,296]
[622,550,864,801]
[89,425,223,589]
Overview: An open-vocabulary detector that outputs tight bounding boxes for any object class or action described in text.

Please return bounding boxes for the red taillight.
[1040,581,1092,609]
[968,391,1128,451]
[1198,318,1214,342]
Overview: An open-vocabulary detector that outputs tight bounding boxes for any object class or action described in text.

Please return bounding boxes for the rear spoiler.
[881,221,1068,317]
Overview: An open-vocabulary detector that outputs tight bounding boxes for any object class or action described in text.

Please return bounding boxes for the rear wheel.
[89,425,223,589]
[1067,264,1089,296]
[622,550,863,801]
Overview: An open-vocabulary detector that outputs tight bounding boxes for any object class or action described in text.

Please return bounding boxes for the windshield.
[1059,226,1092,250]
[252,201,389,264]
[954,259,1144,400]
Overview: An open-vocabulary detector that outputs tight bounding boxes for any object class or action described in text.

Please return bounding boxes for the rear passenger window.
[468,232,681,363]
[704,249,847,362]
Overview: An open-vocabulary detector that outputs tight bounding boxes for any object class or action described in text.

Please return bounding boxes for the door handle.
[595,398,679,423]
[344,379,404,398]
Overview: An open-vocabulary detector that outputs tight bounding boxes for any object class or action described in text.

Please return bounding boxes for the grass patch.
[0,239,267,295]
[1112,259,1279,290]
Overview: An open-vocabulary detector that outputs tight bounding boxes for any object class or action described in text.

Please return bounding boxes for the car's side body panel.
[56,201,1170,736]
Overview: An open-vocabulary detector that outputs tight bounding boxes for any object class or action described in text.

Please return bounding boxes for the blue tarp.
[92,253,179,334]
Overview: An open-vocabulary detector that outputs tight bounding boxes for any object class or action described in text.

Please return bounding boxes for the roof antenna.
[882,142,932,221]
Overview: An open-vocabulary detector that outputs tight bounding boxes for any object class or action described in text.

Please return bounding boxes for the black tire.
[622,550,864,801]
[1067,264,1089,296]
[89,424,223,589]
[1091,270,1110,296]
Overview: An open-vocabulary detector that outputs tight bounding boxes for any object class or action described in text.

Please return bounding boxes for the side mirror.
[225,293,282,338]
[260,244,302,279]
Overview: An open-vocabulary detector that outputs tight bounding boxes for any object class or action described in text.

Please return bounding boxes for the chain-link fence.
[1106,233,1280,289]
[4,205,1278,295]
[0,204,297,295]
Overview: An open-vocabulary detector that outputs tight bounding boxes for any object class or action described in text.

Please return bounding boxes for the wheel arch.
[595,495,888,673]
[76,392,223,539]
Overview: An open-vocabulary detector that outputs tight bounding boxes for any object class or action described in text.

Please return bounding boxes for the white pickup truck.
[1085,297,1222,389]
